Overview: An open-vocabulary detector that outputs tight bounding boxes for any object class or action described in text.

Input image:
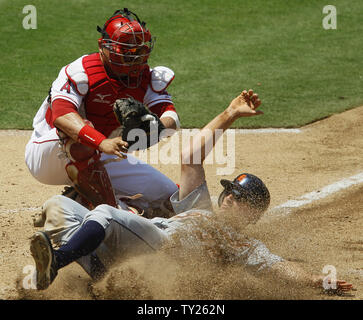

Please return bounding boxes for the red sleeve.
[149,102,176,118]
[51,99,78,124]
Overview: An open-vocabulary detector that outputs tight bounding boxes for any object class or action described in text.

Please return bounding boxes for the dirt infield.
[0,106,362,300]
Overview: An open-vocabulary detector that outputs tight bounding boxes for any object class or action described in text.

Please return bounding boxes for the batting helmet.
[218,173,270,212]
[97,8,154,87]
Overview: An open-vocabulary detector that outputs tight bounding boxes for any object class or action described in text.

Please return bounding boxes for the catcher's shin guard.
[63,139,118,209]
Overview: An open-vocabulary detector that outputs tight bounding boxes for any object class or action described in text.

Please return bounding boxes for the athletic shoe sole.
[30,231,55,290]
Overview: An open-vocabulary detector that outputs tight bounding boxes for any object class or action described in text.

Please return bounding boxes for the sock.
[54,220,106,269]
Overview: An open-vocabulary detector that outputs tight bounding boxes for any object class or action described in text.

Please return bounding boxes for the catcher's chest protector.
[82,53,150,137]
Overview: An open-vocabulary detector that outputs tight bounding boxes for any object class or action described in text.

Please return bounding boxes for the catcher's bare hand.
[228,89,263,118]
[99,137,128,158]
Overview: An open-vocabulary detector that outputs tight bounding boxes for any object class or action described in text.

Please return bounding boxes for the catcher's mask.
[218,173,270,213]
[97,8,155,88]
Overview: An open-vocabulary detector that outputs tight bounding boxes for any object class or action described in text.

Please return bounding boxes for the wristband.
[78,125,106,150]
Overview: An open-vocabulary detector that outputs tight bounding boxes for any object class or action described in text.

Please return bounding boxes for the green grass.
[0,0,362,129]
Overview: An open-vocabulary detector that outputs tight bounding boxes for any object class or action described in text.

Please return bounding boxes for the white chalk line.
[228,128,302,134]
[0,207,40,215]
[0,130,32,136]
[181,128,302,134]
[267,172,363,217]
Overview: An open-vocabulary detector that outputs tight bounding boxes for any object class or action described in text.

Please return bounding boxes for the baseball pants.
[25,128,178,209]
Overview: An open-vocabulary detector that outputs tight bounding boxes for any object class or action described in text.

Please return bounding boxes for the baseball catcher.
[25,8,180,215]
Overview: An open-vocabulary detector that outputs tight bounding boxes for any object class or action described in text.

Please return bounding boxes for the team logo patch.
[60,81,71,93]
[237,174,247,182]
[93,93,112,104]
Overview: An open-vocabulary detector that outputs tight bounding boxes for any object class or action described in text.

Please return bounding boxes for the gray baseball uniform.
[42,182,283,277]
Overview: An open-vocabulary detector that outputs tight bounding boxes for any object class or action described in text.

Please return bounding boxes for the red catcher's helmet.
[97,8,155,88]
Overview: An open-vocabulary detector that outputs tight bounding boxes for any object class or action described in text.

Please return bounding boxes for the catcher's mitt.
[113,97,166,150]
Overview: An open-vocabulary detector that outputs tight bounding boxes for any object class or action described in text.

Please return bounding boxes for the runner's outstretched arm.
[179,90,263,200]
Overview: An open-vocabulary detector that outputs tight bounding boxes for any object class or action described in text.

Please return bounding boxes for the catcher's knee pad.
[62,139,118,209]
[65,153,117,209]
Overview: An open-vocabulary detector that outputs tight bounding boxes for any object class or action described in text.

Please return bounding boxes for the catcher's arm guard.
[113,97,166,150]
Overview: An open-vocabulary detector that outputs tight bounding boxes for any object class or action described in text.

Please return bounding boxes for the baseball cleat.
[30,231,58,290]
